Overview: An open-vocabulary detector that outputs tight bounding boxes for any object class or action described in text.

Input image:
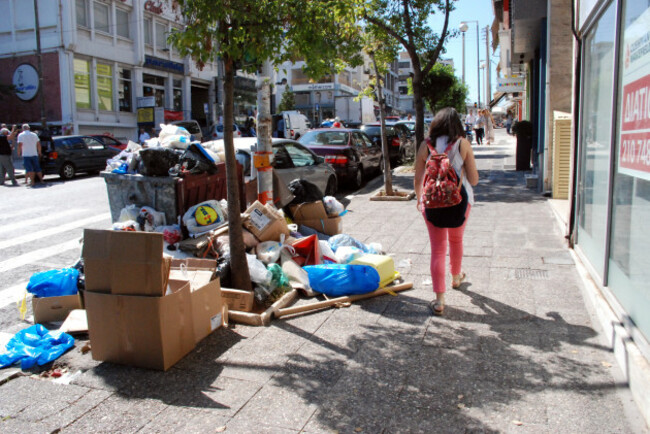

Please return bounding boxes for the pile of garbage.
[106,124,225,177]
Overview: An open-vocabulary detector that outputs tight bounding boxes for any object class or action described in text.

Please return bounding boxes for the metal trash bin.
[101,162,245,225]
[513,120,533,171]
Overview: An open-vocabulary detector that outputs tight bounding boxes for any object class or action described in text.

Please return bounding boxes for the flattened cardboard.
[242,201,290,242]
[221,288,254,312]
[290,201,328,220]
[59,309,88,334]
[186,278,225,343]
[85,280,195,371]
[32,294,82,324]
[169,258,216,290]
[170,258,217,272]
[83,230,171,296]
[298,217,342,236]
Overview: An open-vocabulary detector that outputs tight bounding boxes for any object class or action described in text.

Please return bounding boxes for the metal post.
[33,0,46,131]
[461,31,466,85]
[476,22,480,108]
[485,25,491,107]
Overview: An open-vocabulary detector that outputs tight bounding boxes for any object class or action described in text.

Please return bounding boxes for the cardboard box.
[83,230,171,296]
[32,294,82,324]
[290,201,342,236]
[221,287,255,312]
[242,201,290,242]
[183,277,226,343]
[85,280,195,371]
[169,258,216,290]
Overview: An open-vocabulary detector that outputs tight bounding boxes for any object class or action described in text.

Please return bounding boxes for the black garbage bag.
[287,179,324,206]
[138,148,180,176]
[177,143,218,175]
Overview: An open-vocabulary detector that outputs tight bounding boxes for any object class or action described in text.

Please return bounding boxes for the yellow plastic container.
[350,254,398,288]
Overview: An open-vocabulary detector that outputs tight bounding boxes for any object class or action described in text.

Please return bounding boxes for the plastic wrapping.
[318,240,338,263]
[334,246,363,264]
[0,325,75,369]
[323,196,345,216]
[138,206,167,232]
[256,241,283,264]
[158,124,190,141]
[328,234,381,254]
[303,264,380,297]
[183,200,226,236]
[246,254,272,287]
[26,268,79,298]
[118,204,139,222]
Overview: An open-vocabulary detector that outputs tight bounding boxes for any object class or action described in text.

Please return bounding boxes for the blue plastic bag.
[328,234,380,254]
[303,264,380,297]
[26,268,79,298]
[0,325,75,369]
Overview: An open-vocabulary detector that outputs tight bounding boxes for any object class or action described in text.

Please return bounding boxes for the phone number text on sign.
[620,132,650,180]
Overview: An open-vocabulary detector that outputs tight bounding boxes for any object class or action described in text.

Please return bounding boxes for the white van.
[273,111,311,140]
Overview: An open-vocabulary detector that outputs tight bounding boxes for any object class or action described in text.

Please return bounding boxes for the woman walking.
[473,110,485,145]
[483,109,495,145]
[414,108,479,316]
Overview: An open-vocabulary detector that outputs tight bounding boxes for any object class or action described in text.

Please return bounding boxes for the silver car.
[212,138,338,203]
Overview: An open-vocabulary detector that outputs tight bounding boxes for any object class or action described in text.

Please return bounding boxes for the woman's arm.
[459,138,479,186]
[414,141,429,207]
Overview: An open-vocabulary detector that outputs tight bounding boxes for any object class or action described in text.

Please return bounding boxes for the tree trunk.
[372,54,393,196]
[412,68,426,151]
[256,60,273,204]
[223,55,252,291]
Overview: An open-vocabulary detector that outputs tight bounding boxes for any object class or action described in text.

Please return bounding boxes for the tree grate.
[514,269,550,280]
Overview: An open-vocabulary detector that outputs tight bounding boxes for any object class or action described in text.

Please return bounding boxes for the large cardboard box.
[85,280,195,371]
[242,201,290,242]
[174,277,226,344]
[83,230,171,296]
[32,294,82,324]
[221,287,254,312]
[290,201,342,236]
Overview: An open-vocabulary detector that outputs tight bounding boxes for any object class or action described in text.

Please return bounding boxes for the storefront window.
[76,0,88,28]
[93,2,110,34]
[96,63,113,111]
[577,3,616,277]
[609,0,650,341]
[173,79,183,111]
[143,74,166,108]
[118,67,132,112]
[74,58,91,109]
[116,8,130,39]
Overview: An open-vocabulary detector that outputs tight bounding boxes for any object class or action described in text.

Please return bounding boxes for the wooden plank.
[228,289,298,326]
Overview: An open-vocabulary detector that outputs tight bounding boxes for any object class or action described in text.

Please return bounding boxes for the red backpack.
[421,137,462,209]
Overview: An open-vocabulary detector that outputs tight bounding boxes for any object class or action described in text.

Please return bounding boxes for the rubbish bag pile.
[105,123,223,178]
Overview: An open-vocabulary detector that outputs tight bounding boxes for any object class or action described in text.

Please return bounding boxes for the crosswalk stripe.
[0,238,81,274]
[0,212,110,251]
[0,281,30,310]
[0,207,46,220]
[0,209,85,235]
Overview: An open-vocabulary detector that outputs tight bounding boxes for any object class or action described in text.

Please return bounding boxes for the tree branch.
[402,0,415,49]
[422,0,451,76]
[365,15,409,49]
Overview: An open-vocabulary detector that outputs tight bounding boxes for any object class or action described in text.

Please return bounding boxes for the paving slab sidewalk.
[0,129,648,433]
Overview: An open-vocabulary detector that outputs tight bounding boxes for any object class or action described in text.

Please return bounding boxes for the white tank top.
[434,135,475,206]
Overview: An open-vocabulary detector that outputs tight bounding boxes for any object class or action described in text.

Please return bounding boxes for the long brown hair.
[428,108,466,143]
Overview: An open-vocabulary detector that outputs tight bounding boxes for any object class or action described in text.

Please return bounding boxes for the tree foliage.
[277,88,296,112]
[422,63,468,114]
[363,0,454,148]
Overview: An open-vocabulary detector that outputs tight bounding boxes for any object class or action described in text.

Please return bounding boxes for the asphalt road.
[0,170,377,336]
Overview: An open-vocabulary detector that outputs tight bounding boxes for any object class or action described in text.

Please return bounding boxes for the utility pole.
[33,0,47,131]
[255,60,274,205]
[485,25,491,108]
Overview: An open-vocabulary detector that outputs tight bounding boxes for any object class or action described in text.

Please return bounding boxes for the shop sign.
[137,107,154,123]
[496,76,525,93]
[13,64,39,101]
[619,7,650,181]
[144,56,184,74]
[164,110,183,121]
[137,96,156,108]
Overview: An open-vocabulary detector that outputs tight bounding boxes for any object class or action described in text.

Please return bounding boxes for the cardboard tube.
[275,282,413,318]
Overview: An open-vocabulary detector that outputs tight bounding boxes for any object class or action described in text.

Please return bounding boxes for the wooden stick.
[275,282,413,318]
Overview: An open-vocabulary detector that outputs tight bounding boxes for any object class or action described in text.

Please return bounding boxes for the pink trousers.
[422,204,471,294]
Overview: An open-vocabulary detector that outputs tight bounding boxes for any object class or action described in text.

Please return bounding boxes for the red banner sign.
[621,74,650,132]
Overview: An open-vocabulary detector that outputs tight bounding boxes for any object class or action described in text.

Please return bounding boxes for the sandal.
[452,272,466,289]
[429,300,445,316]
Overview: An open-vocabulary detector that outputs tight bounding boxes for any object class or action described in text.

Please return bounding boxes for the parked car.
[360,123,415,164]
[42,135,120,180]
[171,120,204,142]
[212,137,337,204]
[298,128,381,189]
[92,135,128,151]
[209,124,243,140]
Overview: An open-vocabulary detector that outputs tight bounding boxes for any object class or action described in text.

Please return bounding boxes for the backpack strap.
[425,137,435,154]
[444,138,461,155]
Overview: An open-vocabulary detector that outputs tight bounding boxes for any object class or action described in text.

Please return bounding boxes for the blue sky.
[428,0,498,107]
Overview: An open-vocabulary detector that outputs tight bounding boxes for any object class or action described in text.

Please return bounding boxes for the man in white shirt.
[17,124,43,186]
[139,128,151,145]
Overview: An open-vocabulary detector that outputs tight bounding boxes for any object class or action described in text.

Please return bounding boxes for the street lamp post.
[460,20,480,108]
[459,23,467,85]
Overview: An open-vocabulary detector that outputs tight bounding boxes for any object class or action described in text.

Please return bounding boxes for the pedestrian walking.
[17,124,43,186]
[414,108,479,316]
[505,112,514,135]
[473,110,485,145]
[276,117,285,138]
[0,127,18,186]
[484,109,495,145]
[464,111,476,144]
